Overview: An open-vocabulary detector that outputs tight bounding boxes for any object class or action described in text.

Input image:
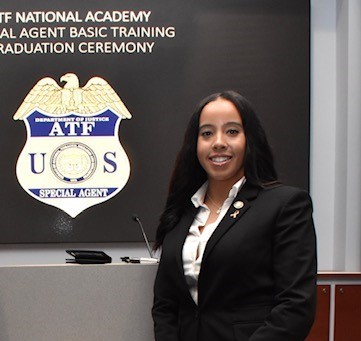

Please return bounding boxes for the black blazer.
[152,183,317,341]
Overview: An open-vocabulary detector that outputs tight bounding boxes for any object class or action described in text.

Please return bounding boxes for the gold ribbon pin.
[230,210,240,219]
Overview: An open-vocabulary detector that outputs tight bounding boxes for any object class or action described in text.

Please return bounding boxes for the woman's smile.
[209,155,231,163]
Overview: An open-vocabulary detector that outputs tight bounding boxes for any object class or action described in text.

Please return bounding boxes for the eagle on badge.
[13,73,132,119]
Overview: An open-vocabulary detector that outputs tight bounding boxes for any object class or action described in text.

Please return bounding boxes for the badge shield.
[13,74,132,218]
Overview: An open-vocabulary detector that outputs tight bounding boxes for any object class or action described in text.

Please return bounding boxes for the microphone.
[132,214,153,258]
[121,214,158,264]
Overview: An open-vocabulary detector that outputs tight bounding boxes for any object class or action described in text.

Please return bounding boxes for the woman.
[152,91,317,341]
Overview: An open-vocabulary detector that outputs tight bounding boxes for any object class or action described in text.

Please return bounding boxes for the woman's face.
[197,98,246,185]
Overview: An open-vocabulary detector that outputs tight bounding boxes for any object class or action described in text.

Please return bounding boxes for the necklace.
[206,194,223,214]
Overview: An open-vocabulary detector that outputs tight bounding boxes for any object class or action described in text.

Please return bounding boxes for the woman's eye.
[227,129,239,135]
[200,131,212,137]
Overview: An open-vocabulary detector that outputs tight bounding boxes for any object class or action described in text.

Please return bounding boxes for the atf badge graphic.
[13,73,132,218]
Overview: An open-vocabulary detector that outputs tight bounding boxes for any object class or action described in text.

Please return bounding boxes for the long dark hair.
[154,91,277,249]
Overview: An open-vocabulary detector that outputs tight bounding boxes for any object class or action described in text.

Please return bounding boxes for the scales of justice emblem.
[13,73,132,218]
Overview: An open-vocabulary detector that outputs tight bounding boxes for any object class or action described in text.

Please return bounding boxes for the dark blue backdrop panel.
[0,0,310,243]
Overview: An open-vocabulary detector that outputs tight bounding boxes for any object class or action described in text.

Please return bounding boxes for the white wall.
[1,0,360,270]
[343,0,361,271]
[310,0,338,270]
[310,0,361,271]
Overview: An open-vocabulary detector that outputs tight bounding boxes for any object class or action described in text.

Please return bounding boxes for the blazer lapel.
[174,206,200,305]
[202,183,260,262]
[175,206,199,276]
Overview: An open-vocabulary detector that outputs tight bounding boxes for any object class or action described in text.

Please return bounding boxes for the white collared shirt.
[182,177,246,304]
